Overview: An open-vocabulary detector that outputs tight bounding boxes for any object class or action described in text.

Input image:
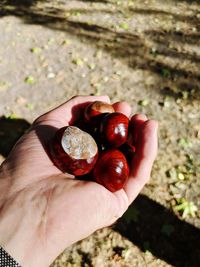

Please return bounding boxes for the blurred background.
[0,0,200,266]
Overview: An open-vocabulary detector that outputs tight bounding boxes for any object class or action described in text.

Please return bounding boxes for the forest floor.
[0,0,200,266]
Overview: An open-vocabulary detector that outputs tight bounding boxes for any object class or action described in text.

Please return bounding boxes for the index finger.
[35,95,110,128]
[112,101,132,118]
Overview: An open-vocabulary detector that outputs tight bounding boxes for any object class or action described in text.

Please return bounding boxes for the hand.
[0,96,158,267]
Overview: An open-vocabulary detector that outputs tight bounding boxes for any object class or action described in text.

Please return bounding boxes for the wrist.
[0,196,45,267]
[0,162,11,209]
[0,172,52,267]
[0,184,26,266]
[0,165,35,267]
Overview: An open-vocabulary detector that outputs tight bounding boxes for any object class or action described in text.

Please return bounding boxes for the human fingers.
[124,120,158,204]
[112,101,131,118]
[34,95,110,128]
[130,114,147,144]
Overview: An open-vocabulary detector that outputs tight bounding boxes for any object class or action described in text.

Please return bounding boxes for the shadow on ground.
[0,117,30,157]
[115,194,200,267]
[0,0,200,100]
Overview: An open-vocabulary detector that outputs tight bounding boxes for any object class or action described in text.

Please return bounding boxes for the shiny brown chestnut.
[49,126,98,176]
[84,101,114,122]
[100,112,129,148]
[119,142,135,165]
[93,149,129,192]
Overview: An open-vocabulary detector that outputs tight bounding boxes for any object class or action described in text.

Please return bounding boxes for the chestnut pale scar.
[61,126,97,159]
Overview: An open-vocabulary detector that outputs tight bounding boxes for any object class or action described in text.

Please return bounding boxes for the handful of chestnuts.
[49,101,135,192]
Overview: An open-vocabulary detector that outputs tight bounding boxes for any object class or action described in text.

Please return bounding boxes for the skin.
[0,96,158,267]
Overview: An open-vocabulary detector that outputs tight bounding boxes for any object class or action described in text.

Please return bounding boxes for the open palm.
[0,96,157,267]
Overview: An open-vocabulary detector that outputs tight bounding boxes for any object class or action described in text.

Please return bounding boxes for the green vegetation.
[24,76,36,85]
[174,198,197,219]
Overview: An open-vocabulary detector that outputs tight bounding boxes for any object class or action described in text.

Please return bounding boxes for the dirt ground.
[0,0,200,266]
